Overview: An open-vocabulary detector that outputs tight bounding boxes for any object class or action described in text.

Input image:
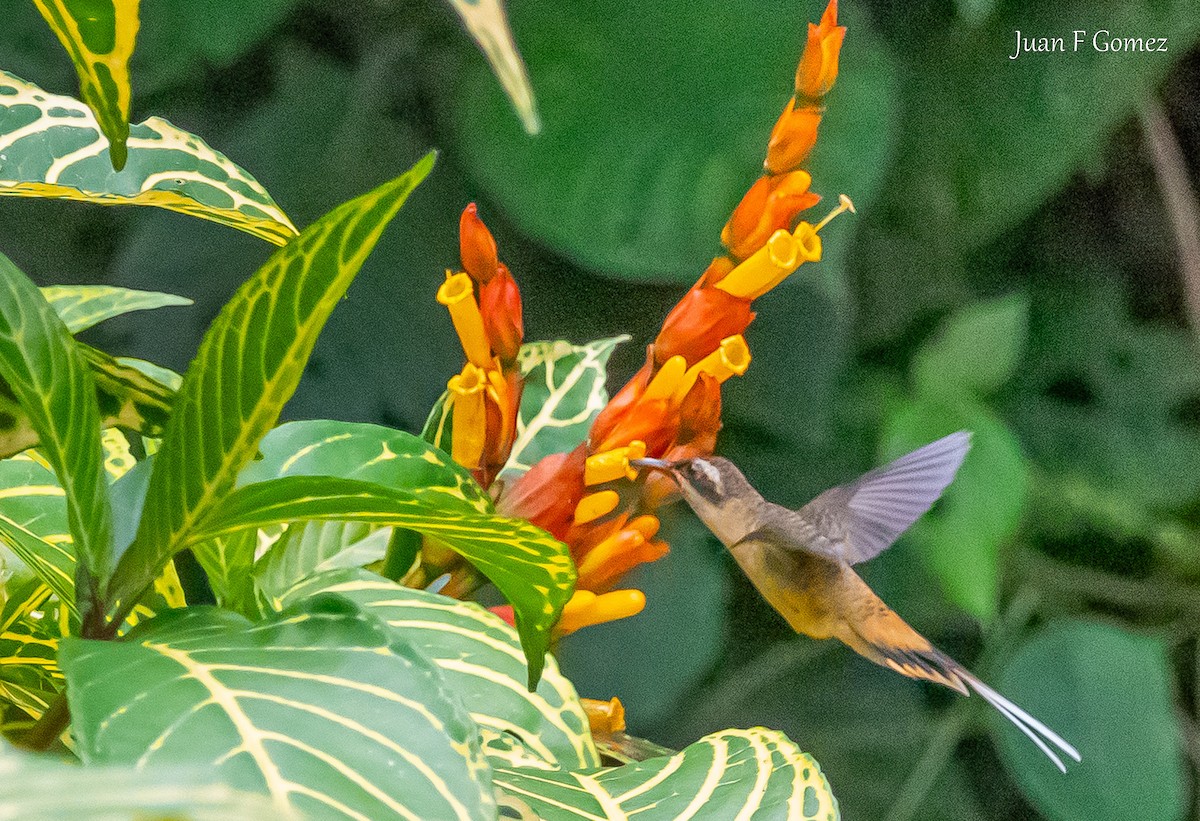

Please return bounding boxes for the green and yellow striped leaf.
[502,336,627,479]
[31,0,140,170]
[283,569,598,771]
[61,596,496,820]
[0,253,111,622]
[41,284,191,334]
[0,739,291,820]
[107,154,435,625]
[0,342,176,460]
[0,71,297,245]
[444,0,541,135]
[194,473,575,688]
[494,728,839,820]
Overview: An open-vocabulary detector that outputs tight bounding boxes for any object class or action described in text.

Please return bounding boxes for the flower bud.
[459,203,499,283]
[655,287,755,365]
[479,263,524,364]
[795,0,846,100]
[764,99,823,176]
[722,171,819,261]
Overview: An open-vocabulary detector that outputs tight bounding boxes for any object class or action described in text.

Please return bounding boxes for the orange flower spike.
[555,589,646,636]
[722,170,821,260]
[581,538,670,593]
[479,263,524,365]
[437,271,493,368]
[459,203,500,283]
[582,697,626,735]
[764,100,823,176]
[795,0,846,101]
[627,515,661,541]
[654,287,755,365]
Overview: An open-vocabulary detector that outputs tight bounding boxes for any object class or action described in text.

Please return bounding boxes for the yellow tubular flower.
[437,271,493,368]
[574,489,621,524]
[714,229,800,299]
[576,528,647,586]
[641,354,688,401]
[447,363,488,468]
[556,589,647,636]
[585,440,647,486]
[675,335,751,401]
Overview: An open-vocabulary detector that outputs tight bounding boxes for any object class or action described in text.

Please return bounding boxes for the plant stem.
[19,692,69,752]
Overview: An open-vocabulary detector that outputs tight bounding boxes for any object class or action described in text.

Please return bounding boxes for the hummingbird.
[633,432,1080,771]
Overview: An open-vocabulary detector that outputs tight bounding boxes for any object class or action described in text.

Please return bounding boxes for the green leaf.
[913,294,1029,399]
[0,342,176,461]
[41,284,191,334]
[501,336,627,479]
[995,620,1186,821]
[0,252,110,622]
[244,420,491,515]
[445,0,540,134]
[30,0,140,170]
[451,0,895,282]
[234,419,494,604]
[881,400,1027,622]
[194,473,575,688]
[0,71,297,245]
[191,529,259,615]
[0,741,286,821]
[283,569,599,770]
[0,515,77,620]
[494,727,838,819]
[61,595,495,820]
[107,154,435,623]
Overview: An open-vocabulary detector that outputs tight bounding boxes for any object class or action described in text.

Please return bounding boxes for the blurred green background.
[3,0,1200,817]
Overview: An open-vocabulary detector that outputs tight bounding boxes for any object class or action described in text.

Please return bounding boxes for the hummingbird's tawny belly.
[728,538,840,640]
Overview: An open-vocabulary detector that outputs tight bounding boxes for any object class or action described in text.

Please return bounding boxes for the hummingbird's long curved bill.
[631,457,672,471]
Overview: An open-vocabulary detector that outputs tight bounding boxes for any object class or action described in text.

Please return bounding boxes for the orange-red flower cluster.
[491,0,852,636]
[437,204,524,488]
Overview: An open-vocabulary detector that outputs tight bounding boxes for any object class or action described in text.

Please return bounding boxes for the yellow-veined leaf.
[31,0,140,170]
[61,596,496,820]
[0,71,297,244]
[107,155,435,627]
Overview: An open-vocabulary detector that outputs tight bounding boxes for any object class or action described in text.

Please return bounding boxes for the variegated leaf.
[41,284,190,334]
[0,739,290,820]
[494,728,839,820]
[502,335,627,479]
[31,0,140,170]
[283,569,599,771]
[193,472,575,688]
[0,252,111,619]
[108,155,435,626]
[0,71,297,245]
[445,0,541,134]
[61,596,496,820]
[0,343,176,460]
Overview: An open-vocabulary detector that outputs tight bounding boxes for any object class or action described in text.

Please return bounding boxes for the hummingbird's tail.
[837,589,1081,771]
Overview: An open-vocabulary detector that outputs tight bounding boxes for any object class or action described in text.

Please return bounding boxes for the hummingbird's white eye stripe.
[694,459,722,486]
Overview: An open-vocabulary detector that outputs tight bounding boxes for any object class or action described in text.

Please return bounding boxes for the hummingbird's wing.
[799,431,971,564]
